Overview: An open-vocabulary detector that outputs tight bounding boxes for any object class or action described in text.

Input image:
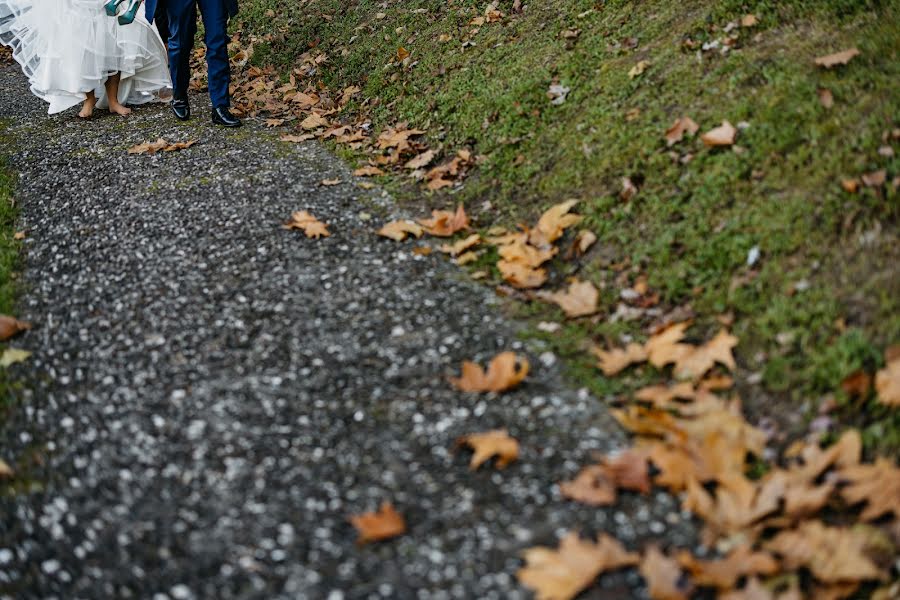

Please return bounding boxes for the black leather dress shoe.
[212,107,242,128]
[171,97,190,121]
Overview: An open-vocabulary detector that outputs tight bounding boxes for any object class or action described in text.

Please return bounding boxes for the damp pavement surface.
[0,66,696,599]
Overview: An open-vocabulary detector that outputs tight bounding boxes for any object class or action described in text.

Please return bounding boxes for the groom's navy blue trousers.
[165,0,231,108]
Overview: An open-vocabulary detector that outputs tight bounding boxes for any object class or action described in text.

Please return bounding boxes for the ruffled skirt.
[0,0,170,114]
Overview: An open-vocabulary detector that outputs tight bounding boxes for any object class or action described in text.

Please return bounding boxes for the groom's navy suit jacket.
[145,0,238,23]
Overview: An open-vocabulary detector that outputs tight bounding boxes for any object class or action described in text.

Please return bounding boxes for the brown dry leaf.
[570,230,597,257]
[560,449,651,506]
[457,429,519,469]
[498,260,547,289]
[377,220,424,242]
[280,133,315,143]
[841,178,860,193]
[354,165,385,177]
[396,46,410,62]
[0,315,31,342]
[840,370,873,398]
[862,170,887,187]
[264,118,285,127]
[456,251,479,265]
[349,502,406,544]
[665,117,700,147]
[818,88,834,108]
[404,149,436,170]
[541,280,598,318]
[741,14,759,27]
[0,458,13,479]
[377,126,425,149]
[320,178,341,186]
[300,113,329,130]
[640,546,692,600]
[677,545,779,590]
[13,231,25,240]
[440,233,480,256]
[517,532,639,600]
[701,121,737,147]
[634,382,696,408]
[593,342,648,376]
[450,351,530,393]
[127,138,197,155]
[838,457,900,521]
[283,210,330,239]
[673,329,738,380]
[418,204,469,237]
[875,346,900,406]
[815,48,860,68]
[530,200,582,246]
[498,237,558,268]
[645,322,693,369]
[765,521,885,583]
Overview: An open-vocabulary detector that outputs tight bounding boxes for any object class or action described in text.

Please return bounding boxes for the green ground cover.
[234,0,899,450]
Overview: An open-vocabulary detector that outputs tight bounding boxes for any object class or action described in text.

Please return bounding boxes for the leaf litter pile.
[208,17,900,600]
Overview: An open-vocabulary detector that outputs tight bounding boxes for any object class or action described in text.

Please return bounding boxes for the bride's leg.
[78,91,97,119]
[105,73,132,116]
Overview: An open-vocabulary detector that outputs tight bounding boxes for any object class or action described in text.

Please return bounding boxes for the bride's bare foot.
[78,95,97,119]
[108,101,132,116]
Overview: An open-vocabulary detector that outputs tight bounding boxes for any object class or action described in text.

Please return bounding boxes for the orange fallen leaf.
[349,502,406,544]
[840,370,872,398]
[517,532,639,600]
[418,204,469,237]
[701,121,737,147]
[640,545,693,600]
[529,200,582,246]
[540,280,598,318]
[673,329,738,380]
[280,133,315,143]
[440,233,480,256]
[665,117,700,147]
[378,220,425,241]
[875,345,900,406]
[560,449,651,506]
[457,429,519,469]
[570,230,597,257]
[498,260,547,289]
[677,545,779,590]
[593,342,648,376]
[300,113,328,130]
[396,46,410,62]
[450,351,529,393]
[764,521,885,583]
[405,149,436,170]
[838,457,900,521]
[283,210,330,239]
[645,322,693,369]
[0,315,31,342]
[818,88,834,109]
[814,47,860,68]
[127,138,197,155]
[13,231,25,240]
[320,178,341,186]
[741,14,759,27]
[862,170,887,187]
[354,165,385,177]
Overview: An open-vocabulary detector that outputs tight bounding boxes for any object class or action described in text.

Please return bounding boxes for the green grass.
[234,0,900,452]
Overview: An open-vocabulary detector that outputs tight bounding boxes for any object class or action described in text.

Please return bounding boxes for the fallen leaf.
[13,231,25,240]
[765,521,885,583]
[450,351,529,393]
[875,345,900,406]
[127,138,197,155]
[0,348,31,367]
[593,342,647,376]
[560,449,651,506]
[0,315,31,341]
[665,117,700,146]
[498,260,547,289]
[457,429,519,469]
[840,370,872,398]
[418,204,469,237]
[517,532,639,600]
[741,14,759,27]
[570,230,597,256]
[440,233,480,256]
[320,178,341,186]
[349,502,406,544]
[280,133,315,143]
[354,165,385,177]
[862,170,887,188]
[540,280,598,318]
[264,118,285,127]
[677,545,779,590]
[701,121,737,147]
[629,60,651,79]
[377,220,425,241]
[838,457,900,520]
[404,149,436,170]
[673,330,738,380]
[815,48,860,68]
[530,200,582,246]
[300,113,329,130]
[841,178,860,193]
[818,88,834,109]
[645,322,693,369]
[547,84,571,106]
[0,458,13,478]
[640,546,692,600]
[283,210,330,239]
[396,46,410,62]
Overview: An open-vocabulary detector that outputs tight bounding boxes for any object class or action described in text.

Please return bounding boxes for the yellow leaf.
[377,220,425,241]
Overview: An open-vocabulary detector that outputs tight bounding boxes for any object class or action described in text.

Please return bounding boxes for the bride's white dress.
[0,0,170,114]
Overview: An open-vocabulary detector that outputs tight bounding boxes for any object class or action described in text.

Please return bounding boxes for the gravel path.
[0,66,695,599]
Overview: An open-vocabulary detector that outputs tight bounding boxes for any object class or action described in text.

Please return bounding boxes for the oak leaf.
[283,211,330,239]
[280,133,315,143]
[498,260,547,289]
[440,233,480,256]
[300,113,329,130]
[404,149,436,170]
[127,138,197,155]
[640,545,692,600]
[418,204,469,237]
[764,521,885,583]
[517,532,639,600]
[354,165,385,177]
[677,544,779,590]
[529,200,582,246]
[450,351,529,393]
[0,315,31,341]
[377,220,424,241]
[645,322,693,368]
[593,342,648,376]
[838,457,900,521]
[665,117,700,147]
[875,345,900,406]
[540,280,598,318]
[673,329,738,380]
[701,121,737,147]
[814,48,860,68]
[349,502,406,544]
[457,429,519,469]
[560,449,650,505]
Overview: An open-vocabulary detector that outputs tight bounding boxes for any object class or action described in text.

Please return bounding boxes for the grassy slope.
[0,123,22,438]
[235,0,899,450]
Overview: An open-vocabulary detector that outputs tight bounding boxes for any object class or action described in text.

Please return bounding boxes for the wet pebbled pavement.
[0,66,696,599]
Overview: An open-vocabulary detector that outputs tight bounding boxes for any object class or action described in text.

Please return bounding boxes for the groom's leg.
[197,0,230,108]
[166,0,197,98]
